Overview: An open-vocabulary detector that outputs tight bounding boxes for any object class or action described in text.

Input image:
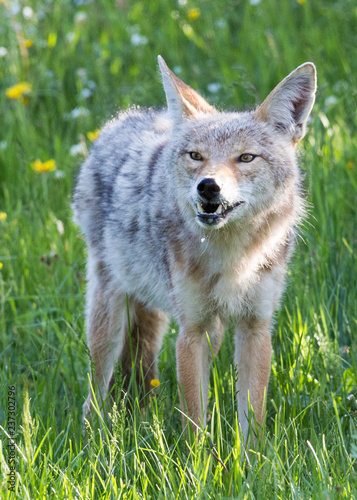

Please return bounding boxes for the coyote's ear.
[254,63,317,144]
[158,55,215,122]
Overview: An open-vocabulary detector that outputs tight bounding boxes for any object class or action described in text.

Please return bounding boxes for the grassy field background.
[0,0,356,498]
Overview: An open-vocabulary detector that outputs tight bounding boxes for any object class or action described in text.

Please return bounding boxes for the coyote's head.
[158,56,316,230]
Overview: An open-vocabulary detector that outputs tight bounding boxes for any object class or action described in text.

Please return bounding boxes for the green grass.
[1,0,357,498]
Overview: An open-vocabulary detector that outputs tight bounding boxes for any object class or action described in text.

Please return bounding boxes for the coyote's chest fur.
[73,57,316,441]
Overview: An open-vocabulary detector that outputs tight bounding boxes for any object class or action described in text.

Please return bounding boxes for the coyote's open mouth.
[196,200,243,225]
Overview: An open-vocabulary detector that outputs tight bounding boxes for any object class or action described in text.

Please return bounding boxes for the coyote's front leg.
[176,318,224,430]
[235,317,272,442]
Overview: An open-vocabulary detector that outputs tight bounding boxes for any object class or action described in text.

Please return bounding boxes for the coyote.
[73,57,316,440]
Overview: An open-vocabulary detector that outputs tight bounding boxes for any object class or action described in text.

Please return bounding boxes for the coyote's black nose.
[197,178,220,200]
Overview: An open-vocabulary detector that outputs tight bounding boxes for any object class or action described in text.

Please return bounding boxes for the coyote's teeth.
[216,204,222,214]
[197,202,204,214]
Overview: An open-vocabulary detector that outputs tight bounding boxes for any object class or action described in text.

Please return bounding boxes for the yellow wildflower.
[297,0,306,4]
[30,159,56,174]
[87,130,101,142]
[48,33,57,48]
[0,212,7,221]
[6,82,32,99]
[0,263,3,270]
[150,379,160,388]
[187,7,201,20]
[25,39,34,48]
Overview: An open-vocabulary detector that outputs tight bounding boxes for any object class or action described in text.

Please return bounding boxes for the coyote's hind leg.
[83,257,126,420]
[118,302,167,399]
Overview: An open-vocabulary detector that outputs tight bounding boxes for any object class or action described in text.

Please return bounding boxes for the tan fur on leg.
[120,302,167,396]
[235,318,272,441]
[83,261,126,419]
[176,332,205,430]
[176,317,224,430]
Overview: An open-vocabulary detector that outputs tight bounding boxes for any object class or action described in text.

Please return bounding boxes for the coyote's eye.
[189,151,203,161]
[239,154,256,163]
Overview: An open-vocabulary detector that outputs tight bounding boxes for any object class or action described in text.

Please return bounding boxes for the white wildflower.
[37,8,46,21]
[54,170,66,179]
[131,34,148,46]
[70,143,86,156]
[11,22,22,33]
[69,107,90,119]
[66,32,76,43]
[76,68,88,81]
[87,80,97,90]
[74,0,94,5]
[207,83,222,93]
[75,12,88,23]
[10,2,21,15]
[215,19,227,28]
[23,6,34,19]
[80,88,92,99]
[325,96,338,108]
[55,219,64,235]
